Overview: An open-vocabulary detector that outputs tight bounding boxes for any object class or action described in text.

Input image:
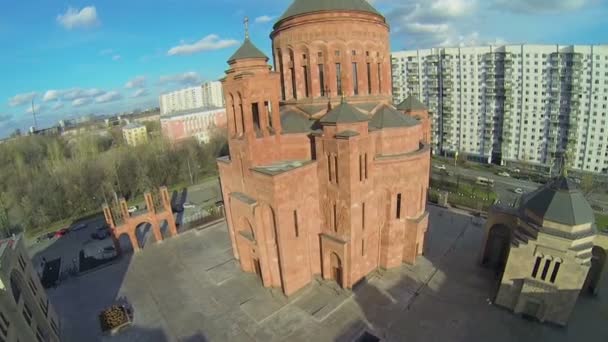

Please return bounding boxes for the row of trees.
[0,129,228,237]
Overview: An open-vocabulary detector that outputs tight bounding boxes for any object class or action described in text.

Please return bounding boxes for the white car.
[512,168,521,173]
[434,164,447,171]
[498,171,511,177]
[71,223,87,231]
[127,206,138,213]
[183,202,196,209]
[513,188,524,194]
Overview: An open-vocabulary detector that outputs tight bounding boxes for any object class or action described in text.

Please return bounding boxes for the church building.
[217,0,431,296]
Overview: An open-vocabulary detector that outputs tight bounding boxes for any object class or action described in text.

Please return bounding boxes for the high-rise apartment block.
[392,45,608,174]
[159,81,225,115]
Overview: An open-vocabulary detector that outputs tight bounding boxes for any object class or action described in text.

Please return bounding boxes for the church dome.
[276,0,382,26]
[519,176,595,226]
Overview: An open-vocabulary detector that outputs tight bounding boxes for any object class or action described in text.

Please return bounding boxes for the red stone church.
[217,0,431,296]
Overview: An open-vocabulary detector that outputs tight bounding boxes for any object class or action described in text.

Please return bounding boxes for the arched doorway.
[482,224,511,277]
[330,252,343,287]
[135,222,156,250]
[583,246,606,296]
[10,269,24,304]
[159,219,170,240]
[118,233,135,254]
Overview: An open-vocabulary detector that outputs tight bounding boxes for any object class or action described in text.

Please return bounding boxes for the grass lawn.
[596,213,608,233]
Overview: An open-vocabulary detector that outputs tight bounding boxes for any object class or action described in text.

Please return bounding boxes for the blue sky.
[0,0,606,138]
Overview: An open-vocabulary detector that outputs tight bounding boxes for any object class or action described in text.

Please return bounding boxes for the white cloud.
[125,76,146,89]
[72,98,91,107]
[95,91,122,103]
[25,104,43,115]
[99,48,114,55]
[130,89,148,98]
[406,22,450,34]
[51,102,64,110]
[42,90,61,102]
[159,72,202,86]
[494,0,587,13]
[61,88,105,101]
[112,55,121,61]
[8,92,37,107]
[57,6,100,30]
[167,34,239,56]
[255,15,274,23]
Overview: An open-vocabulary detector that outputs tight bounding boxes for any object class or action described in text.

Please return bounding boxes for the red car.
[54,228,69,238]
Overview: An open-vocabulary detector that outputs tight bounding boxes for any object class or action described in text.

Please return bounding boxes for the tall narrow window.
[336,63,343,95]
[291,67,297,99]
[362,202,366,231]
[377,63,382,93]
[531,256,541,278]
[359,155,363,181]
[367,62,372,94]
[28,278,37,296]
[319,64,326,96]
[352,62,359,95]
[18,255,26,270]
[231,104,237,134]
[278,50,286,100]
[333,204,338,232]
[251,102,260,131]
[364,153,368,179]
[239,103,245,133]
[303,65,310,98]
[541,259,551,280]
[294,210,299,238]
[396,193,402,219]
[265,101,273,129]
[362,239,365,256]
[335,156,339,184]
[328,154,332,182]
[550,261,561,283]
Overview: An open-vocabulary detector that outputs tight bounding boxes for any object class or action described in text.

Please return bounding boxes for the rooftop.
[252,160,313,176]
[320,100,369,125]
[276,0,382,25]
[123,122,145,130]
[161,106,225,120]
[369,105,420,129]
[228,38,268,63]
[396,95,427,112]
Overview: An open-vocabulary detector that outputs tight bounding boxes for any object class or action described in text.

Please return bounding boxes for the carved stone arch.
[254,204,277,243]
[238,216,256,241]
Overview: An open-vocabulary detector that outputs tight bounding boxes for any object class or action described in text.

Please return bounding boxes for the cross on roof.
[244,16,249,39]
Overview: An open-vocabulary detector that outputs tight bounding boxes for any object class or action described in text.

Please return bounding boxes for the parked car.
[91,227,111,240]
[513,188,524,194]
[127,206,138,214]
[498,171,511,177]
[71,223,87,231]
[183,202,196,209]
[512,168,521,173]
[55,228,69,238]
[434,164,447,171]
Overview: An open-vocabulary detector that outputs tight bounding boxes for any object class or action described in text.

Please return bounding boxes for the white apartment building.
[202,81,225,108]
[160,81,225,115]
[392,44,608,174]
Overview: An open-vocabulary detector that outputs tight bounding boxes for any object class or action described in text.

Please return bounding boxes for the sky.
[0,0,606,138]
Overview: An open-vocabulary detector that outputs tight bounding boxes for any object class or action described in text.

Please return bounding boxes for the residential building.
[159,81,225,115]
[160,87,204,115]
[481,176,608,325]
[217,0,431,296]
[161,107,226,144]
[122,122,148,146]
[392,44,608,174]
[0,235,62,341]
[202,81,225,108]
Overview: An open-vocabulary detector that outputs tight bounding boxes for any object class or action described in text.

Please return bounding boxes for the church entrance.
[330,252,343,287]
[253,258,263,283]
[482,224,511,276]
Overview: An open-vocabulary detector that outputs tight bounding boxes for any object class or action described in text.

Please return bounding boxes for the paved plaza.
[47,207,608,341]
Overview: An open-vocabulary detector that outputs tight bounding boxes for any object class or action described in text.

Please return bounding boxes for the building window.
[264,101,273,128]
[352,62,359,95]
[377,63,382,93]
[333,204,338,232]
[531,256,541,278]
[541,259,551,281]
[359,155,363,181]
[550,261,561,283]
[328,154,332,182]
[367,63,372,94]
[239,103,245,134]
[362,202,366,231]
[336,63,343,95]
[22,303,32,326]
[290,67,297,99]
[362,239,365,256]
[294,210,299,238]
[319,64,326,96]
[251,103,260,131]
[335,156,339,184]
[365,154,368,179]
[303,65,310,98]
[278,49,286,100]
[396,193,402,219]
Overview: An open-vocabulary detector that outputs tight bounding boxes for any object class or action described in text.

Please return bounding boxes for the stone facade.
[218,1,430,296]
[480,177,608,325]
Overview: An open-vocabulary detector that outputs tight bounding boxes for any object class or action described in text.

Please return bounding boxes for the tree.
[581,174,594,197]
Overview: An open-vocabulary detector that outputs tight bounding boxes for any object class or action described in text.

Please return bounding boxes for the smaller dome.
[519,176,594,226]
[396,95,427,112]
[227,38,268,63]
[320,99,369,125]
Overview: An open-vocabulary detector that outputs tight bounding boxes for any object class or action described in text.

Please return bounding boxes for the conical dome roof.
[228,38,268,63]
[396,95,427,111]
[519,176,594,226]
[276,0,382,25]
